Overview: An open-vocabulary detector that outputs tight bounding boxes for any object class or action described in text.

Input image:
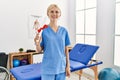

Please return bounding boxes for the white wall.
[0,0,69,53]
[96,0,116,69]
[67,0,76,47]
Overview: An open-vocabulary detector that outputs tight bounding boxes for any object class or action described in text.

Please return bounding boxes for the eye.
[50,11,54,13]
[49,10,60,14]
[56,11,59,13]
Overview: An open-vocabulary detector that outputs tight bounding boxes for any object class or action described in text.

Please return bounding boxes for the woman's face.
[47,7,61,21]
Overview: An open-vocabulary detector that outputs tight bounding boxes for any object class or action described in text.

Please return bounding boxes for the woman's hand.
[66,66,71,78]
[34,33,41,45]
[34,33,42,53]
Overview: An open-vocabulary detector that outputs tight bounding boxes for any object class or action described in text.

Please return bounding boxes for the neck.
[49,22,59,32]
[49,21,58,28]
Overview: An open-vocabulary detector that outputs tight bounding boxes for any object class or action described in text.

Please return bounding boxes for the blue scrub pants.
[41,72,66,80]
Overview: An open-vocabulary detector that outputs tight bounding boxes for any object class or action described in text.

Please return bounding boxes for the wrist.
[66,64,70,67]
[35,42,40,46]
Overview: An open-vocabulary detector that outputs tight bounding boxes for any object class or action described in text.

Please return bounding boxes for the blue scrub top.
[40,25,70,74]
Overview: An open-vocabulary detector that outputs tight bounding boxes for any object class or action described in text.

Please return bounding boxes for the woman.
[34,4,71,80]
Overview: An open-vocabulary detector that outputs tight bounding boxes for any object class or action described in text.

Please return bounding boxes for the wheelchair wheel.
[0,66,9,80]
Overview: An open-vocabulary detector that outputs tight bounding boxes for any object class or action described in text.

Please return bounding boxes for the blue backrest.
[69,43,99,65]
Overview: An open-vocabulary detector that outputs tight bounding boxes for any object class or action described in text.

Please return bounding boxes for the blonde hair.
[47,4,61,15]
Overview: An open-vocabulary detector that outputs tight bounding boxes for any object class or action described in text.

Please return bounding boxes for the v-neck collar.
[48,25,60,34]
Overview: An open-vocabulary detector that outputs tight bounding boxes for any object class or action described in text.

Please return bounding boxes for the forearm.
[65,46,71,77]
[65,46,70,67]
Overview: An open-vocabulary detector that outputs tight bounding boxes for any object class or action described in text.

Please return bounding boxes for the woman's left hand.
[66,66,71,78]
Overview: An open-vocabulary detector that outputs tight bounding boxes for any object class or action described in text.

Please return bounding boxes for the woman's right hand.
[34,33,43,53]
[34,33,42,45]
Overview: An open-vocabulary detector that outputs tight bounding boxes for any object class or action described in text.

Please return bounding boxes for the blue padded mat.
[70,60,103,72]
[69,43,99,65]
[10,63,41,80]
[70,60,86,72]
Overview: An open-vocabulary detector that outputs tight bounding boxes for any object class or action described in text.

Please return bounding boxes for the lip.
[51,16,56,18]
[51,16,57,19]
